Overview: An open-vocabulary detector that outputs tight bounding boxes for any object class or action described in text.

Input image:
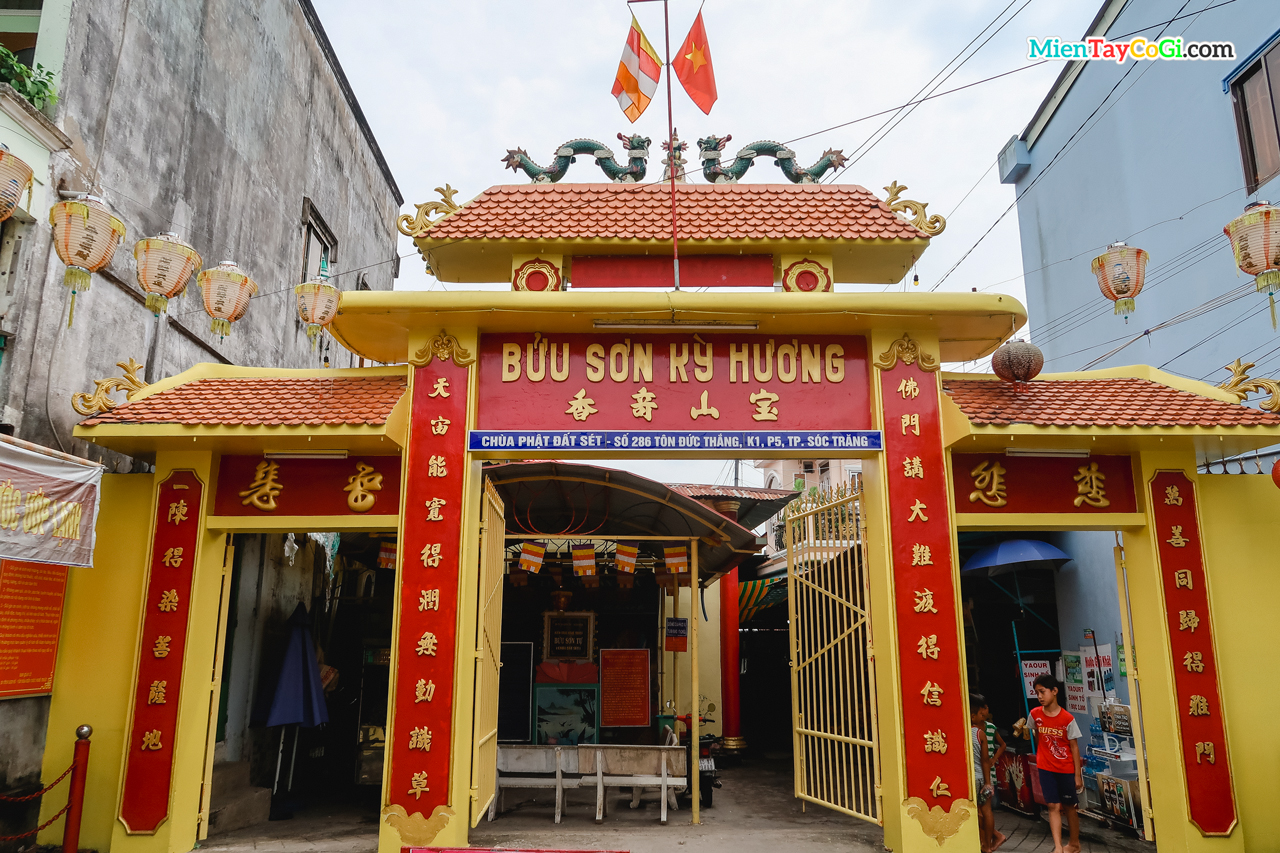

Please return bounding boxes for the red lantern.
[1223,201,1280,328]
[1091,242,1148,320]
[134,232,202,315]
[197,260,257,338]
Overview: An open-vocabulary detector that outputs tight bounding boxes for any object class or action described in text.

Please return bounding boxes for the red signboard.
[0,560,67,698]
[878,339,970,811]
[476,333,869,431]
[119,470,203,833]
[951,454,1136,514]
[570,255,774,288]
[1149,471,1236,836]
[600,649,650,727]
[386,358,469,823]
[212,455,401,517]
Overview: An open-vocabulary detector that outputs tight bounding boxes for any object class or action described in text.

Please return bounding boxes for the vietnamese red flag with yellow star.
[673,10,717,114]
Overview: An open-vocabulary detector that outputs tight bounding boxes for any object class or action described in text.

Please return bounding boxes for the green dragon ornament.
[697,134,847,184]
[502,134,651,183]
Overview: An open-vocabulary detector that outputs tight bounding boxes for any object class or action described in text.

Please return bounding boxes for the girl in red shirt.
[1026,674,1082,853]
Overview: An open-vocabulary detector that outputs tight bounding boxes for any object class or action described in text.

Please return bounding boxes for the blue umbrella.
[266,603,329,728]
[961,539,1072,577]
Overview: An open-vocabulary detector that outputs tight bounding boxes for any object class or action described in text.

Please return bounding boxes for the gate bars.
[785,480,881,823]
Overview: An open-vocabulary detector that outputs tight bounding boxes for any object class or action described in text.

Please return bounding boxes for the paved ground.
[197,759,1150,853]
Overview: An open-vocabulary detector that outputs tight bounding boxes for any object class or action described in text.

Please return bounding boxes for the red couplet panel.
[119,470,203,833]
[213,456,402,517]
[570,254,774,288]
[476,333,870,431]
[599,649,650,727]
[879,355,970,808]
[950,454,1136,514]
[1149,471,1236,836]
[386,364,469,822]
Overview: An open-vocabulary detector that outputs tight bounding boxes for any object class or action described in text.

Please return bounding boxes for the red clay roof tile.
[80,376,407,427]
[425,183,928,243]
[943,377,1280,427]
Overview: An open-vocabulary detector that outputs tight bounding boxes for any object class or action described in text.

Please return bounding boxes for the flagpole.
[662,0,680,291]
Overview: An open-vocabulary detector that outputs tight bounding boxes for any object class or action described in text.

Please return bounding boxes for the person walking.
[1022,674,1083,853]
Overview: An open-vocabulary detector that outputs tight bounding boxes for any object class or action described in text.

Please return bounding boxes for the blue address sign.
[468,429,883,452]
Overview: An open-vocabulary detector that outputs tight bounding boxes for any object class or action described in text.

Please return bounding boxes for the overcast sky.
[312,0,1099,487]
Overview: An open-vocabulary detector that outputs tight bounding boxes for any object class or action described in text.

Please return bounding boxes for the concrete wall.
[1009,0,1280,381]
[0,0,401,467]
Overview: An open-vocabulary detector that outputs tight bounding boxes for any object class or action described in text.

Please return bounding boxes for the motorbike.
[674,713,723,807]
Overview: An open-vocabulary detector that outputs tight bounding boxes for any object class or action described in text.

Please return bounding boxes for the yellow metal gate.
[469,479,505,825]
[784,482,880,822]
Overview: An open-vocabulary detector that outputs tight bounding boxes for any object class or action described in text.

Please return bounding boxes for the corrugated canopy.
[484,461,761,582]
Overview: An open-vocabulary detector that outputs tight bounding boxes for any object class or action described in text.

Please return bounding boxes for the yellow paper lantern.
[1090,241,1148,319]
[295,279,340,350]
[197,260,257,338]
[134,232,202,315]
[1223,201,1280,328]
[0,144,33,223]
[49,195,127,327]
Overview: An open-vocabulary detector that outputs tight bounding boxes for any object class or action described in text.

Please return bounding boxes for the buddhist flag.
[664,546,688,574]
[519,541,545,574]
[573,546,597,577]
[673,11,717,115]
[613,13,663,122]
[615,543,639,574]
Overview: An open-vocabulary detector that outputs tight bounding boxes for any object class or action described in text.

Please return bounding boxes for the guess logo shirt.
[1029,706,1082,773]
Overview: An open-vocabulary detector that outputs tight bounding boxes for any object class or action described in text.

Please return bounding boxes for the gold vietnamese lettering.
[239,461,283,511]
[22,489,51,534]
[969,460,1008,507]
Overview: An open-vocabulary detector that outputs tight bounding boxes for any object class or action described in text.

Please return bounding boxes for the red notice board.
[0,560,68,698]
[600,649,650,727]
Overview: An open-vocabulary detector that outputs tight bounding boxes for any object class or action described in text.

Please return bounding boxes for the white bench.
[578,744,688,825]
[487,745,582,824]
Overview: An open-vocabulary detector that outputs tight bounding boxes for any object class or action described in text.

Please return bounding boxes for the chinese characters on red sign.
[212,456,402,517]
[476,334,870,431]
[951,454,1136,514]
[1149,471,1236,836]
[119,470,203,833]
[877,339,970,816]
[385,360,468,824]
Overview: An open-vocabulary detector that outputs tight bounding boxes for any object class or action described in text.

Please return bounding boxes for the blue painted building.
[1002,0,1280,405]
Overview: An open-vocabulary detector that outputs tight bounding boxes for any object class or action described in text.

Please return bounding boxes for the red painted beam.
[571,255,773,288]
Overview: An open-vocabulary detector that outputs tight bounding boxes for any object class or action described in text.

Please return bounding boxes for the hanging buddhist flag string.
[664,545,688,574]
[519,541,545,574]
[615,543,639,574]
[572,546,598,577]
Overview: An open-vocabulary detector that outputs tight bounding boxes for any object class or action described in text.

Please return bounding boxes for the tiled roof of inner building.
[943,377,1280,427]
[79,376,408,427]
[423,183,930,242]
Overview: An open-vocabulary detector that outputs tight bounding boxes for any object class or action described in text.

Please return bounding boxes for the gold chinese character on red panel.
[913,589,937,614]
[907,500,928,522]
[167,500,188,524]
[1189,694,1211,716]
[968,460,1007,507]
[415,678,435,703]
[917,634,939,659]
[344,462,383,513]
[912,543,933,566]
[901,413,919,436]
[903,456,924,479]
[239,460,283,512]
[920,681,944,706]
[923,730,947,753]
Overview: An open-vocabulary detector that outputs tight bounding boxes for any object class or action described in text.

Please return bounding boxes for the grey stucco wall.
[1011,0,1280,383]
[0,0,401,465]
[0,0,400,834]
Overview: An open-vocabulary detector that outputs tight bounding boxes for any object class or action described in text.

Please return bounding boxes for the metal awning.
[484,461,762,582]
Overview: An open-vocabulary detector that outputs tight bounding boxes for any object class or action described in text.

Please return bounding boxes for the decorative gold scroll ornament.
[905,797,972,846]
[874,333,939,372]
[381,804,454,847]
[411,330,476,368]
[71,358,148,415]
[1217,358,1280,412]
[396,185,461,237]
[884,182,946,237]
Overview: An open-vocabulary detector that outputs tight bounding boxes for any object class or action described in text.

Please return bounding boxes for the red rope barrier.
[0,802,71,842]
[0,762,75,803]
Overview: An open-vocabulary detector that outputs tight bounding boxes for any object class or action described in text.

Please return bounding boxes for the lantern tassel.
[144,293,169,315]
[210,317,231,337]
[67,290,75,328]
[307,324,323,350]
[62,267,90,328]
[1271,290,1277,332]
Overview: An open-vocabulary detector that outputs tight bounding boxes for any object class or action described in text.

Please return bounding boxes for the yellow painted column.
[864,328,979,853]
[1121,450,1246,853]
[38,473,154,852]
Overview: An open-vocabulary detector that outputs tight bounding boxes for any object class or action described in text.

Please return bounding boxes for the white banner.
[0,437,102,567]
[1021,659,1051,698]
